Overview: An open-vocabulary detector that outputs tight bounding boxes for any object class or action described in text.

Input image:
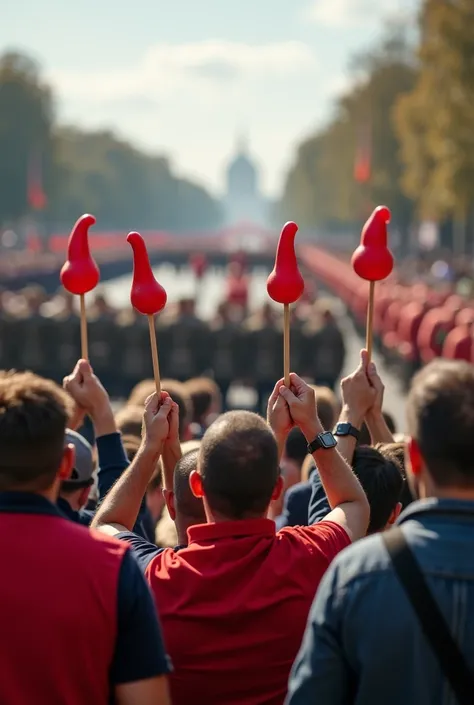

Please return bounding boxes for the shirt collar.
[0,491,61,517]
[187,518,276,544]
[398,497,474,525]
[56,496,79,521]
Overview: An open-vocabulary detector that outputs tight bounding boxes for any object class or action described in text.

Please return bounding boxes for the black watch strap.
[334,422,361,441]
[307,432,337,454]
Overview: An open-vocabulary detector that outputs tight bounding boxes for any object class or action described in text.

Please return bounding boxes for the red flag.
[354,121,372,184]
[27,150,47,211]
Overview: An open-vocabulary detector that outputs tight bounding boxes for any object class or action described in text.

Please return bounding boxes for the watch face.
[319,432,337,449]
[337,423,351,434]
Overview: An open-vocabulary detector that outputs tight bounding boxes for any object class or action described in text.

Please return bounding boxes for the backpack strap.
[383,527,474,705]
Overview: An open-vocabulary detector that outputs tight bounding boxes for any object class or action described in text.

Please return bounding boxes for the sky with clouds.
[1,0,418,197]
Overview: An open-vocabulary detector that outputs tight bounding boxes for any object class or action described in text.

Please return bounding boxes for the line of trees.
[280,0,474,254]
[0,51,222,233]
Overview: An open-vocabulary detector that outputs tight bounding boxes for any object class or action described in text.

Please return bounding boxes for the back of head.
[352,445,403,533]
[115,405,143,438]
[284,428,308,470]
[408,359,474,489]
[174,449,206,523]
[376,441,413,509]
[0,371,69,491]
[127,379,156,406]
[200,410,279,519]
[60,429,95,494]
[312,386,339,431]
[184,377,222,425]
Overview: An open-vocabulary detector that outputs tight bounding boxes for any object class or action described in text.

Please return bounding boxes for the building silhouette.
[223,136,268,226]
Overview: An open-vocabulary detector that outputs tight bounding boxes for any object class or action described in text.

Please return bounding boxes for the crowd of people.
[1,272,473,703]
[0,281,346,407]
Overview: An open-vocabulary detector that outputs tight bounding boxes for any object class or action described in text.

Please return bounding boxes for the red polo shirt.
[144,518,350,705]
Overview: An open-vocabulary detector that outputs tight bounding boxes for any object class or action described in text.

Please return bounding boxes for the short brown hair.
[184,377,222,423]
[0,371,69,491]
[161,379,192,441]
[127,378,192,441]
[200,411,279,519]
[115,406,143,438]
[408,359,474,487]
[312,386,339,431]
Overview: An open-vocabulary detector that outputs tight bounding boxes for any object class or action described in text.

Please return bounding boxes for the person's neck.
[6,486,58,503]
[431,486,474,502]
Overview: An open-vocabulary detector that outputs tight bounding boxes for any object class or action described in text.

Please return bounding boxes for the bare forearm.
[92,408,117,438]
[92,445,161,531]
[303,420,366,510]
[335,406,362,464]
[365,410,394,445]
[161,440,182,491]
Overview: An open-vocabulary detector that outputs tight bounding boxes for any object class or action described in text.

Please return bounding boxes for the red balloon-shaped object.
[267,222,305,305]
[60,214,100,295]
[127,232,167,315]
[351,206,394,282]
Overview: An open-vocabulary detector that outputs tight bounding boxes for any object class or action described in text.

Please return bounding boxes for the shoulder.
[278,520,351,556]
[328,532,392,590]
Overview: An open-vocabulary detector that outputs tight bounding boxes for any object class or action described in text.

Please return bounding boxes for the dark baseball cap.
[64,429,94,486]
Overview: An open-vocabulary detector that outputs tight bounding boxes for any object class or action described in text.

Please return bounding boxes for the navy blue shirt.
[117,531,185,572]
[58,433,154,540]
[0,492,171,685]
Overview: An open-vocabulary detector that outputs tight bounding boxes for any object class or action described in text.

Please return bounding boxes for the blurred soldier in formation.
[302,304,345,391]
[209,302,244,408]
[161,298,210,381]
[244,303,283,414]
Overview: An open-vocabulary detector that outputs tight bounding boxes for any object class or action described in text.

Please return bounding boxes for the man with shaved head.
[93,372,368,705]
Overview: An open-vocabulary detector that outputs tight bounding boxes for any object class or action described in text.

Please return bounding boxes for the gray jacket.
[286,498,474,705]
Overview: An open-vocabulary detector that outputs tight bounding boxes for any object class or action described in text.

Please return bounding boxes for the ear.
[387,502,402,526]
[189,470,204,498]
[58,444,75,481]
[163,488,176,520]
[271,474,284,501]
[407,437,423,477]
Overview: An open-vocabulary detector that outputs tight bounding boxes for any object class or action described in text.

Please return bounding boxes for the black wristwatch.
[334,422,361,441]
[307,431,338,454]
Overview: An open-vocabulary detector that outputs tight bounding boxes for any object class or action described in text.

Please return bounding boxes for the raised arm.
[91,394,176,535]
[280,374,369,541]
[336,349,377,463]
[364,359,395,444]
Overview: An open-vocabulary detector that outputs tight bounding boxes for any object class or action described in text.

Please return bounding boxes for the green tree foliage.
[280,27,417,243]
[0,52,54,223]
[395,0,474,224]
[0,50,222,231]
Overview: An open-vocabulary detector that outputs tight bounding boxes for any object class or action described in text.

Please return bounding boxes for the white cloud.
[46,40,320,196]
[49,40,317,103]
[305,0,416,29]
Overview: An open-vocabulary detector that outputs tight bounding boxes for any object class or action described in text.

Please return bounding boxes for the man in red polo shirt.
[93,372,370,705]
[0,370,171,705]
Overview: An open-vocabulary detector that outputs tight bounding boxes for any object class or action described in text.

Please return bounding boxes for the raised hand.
[64,359,112,431]
[340,350,377,426]
[267,377,294,440]
[278,373,321,441]
[142,393,173,454]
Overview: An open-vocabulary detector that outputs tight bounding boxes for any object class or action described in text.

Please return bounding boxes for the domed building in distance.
[223,136,269,227]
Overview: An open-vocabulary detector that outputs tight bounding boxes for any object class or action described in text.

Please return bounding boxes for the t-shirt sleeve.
[110,549,172,684]
[116,531,165,573]
[282,521,351,566]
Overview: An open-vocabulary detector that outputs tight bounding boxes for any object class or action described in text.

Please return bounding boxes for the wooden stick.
[148,315,161,395]
[79,294,88,360]
[283,303,291,388]
[366,281,375,362]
